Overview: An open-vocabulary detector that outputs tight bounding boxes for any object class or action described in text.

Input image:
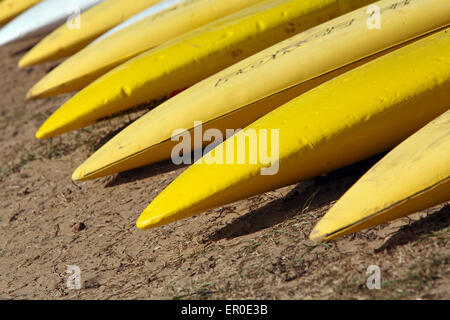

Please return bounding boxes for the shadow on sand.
[208,153,386,241]
[104,159,188,188]
[375,204,450,252]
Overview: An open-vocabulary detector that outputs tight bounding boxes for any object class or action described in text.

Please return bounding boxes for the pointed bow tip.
[26,88,38,100]
[18,57,31,69]
[136,216,151,230]
[35,126,51,140]
[136,210,167,230]
[35,130,44,140]
[71,167,84,182]
[18,45,46,68]
[27,81,54,100]
[72,163,98,181]
[309,228,328,243]
[26,74,51,100]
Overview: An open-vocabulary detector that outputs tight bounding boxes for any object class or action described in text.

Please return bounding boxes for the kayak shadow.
[8,34,46,57]
[207,153,386,241]
[101,134,220,188]
[104,159,188,188]
[11,43,37,57]
[10,40,40,57]
[375,204,450,253]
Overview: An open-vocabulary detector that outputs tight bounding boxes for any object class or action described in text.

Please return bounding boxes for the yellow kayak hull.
[36,0,375,139]
[136,28,450,230]
[72,0,450,181]
[310,110,450,242]
[18,0,162,67]
[26,0,267,99]
[0,0,41,25]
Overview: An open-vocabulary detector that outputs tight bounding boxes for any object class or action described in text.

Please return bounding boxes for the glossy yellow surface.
[27,0,267,98]
[136,28,450,230]
[36,0,375,139]
[18,0,162,67]
[0,0,41,25]
[72,0,450,181]
[310,110,450,242]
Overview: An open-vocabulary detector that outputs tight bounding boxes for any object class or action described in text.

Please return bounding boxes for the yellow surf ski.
[27,0,267,99]
[72,0,450,181]
[36,0,375,140]
[18,0,162,67]
[135,28,450,230]
[310,110,450,242]
[0,0,41,25]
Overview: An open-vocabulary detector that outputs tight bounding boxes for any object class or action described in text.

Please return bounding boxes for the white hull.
[0,0,104,47]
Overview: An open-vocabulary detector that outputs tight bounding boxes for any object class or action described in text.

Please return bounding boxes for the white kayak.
[0,0,104,47]
[91,0,186,45]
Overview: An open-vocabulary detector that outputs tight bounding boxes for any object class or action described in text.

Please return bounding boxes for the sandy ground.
[0,36,448,300]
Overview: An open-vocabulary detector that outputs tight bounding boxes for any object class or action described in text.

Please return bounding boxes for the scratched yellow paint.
[18,0,162,67]
[136,28,450,230]
[71,0,450,182]
[26,0,267,99]
[72,0,450,182]
[0,0,41,25]
[35,0,374,139]
[310,110,450,242]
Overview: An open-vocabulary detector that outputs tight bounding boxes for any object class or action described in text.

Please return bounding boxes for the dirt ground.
[0,36,448,300]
